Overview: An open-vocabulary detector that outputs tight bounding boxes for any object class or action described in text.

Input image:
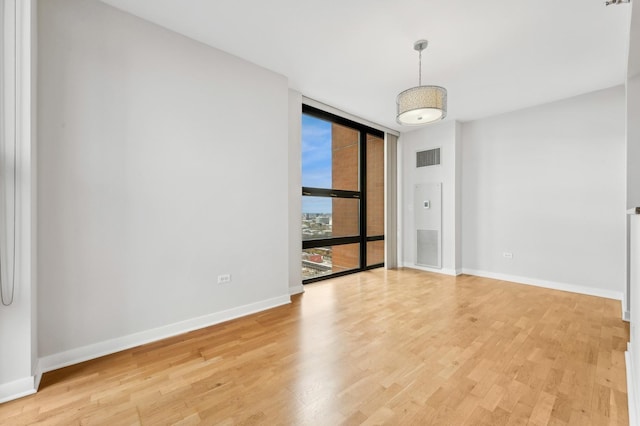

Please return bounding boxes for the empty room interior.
[1,0,640,424]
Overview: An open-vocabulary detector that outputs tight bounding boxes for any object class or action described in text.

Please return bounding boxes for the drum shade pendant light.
[396,40,447,125]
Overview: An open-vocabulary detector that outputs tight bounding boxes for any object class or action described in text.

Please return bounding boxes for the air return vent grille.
[416,148,441,167]
[416,229,440,268]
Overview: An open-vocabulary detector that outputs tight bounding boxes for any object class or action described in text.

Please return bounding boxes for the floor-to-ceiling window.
[301,105,384,283]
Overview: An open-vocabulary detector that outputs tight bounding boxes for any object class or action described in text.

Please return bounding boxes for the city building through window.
[301,105,385,283]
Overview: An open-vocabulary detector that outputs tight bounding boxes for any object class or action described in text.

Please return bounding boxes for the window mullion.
[359,132,367,270]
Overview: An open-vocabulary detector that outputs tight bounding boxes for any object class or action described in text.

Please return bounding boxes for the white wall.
[454,122,462,269]
[629,213,640,426]
[462,86,626,299]
[628,0,640,210]
[400,120,462,275]
[625,3,640,423]
[288,90,303,295]
[37,0,290,367]
[629,75,640,209]
[627,75,640,320]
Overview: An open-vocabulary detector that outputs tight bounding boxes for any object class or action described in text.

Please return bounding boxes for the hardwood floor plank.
[0,269,629,425]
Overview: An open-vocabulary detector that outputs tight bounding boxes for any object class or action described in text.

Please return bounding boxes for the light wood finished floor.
[0,269,630,425]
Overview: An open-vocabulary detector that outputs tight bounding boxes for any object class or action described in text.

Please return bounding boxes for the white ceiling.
[99,0,632,131]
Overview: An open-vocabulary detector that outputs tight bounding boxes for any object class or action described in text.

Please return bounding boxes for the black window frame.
[302,104,385,284]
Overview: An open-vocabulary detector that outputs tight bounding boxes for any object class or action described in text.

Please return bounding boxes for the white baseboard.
[38,295,291,374]
[461,268,623,301]
[289,284,304,295]
[626,347,638,426]
[33,359,43,391]
[402,262,461,277]
[0,376,36,404]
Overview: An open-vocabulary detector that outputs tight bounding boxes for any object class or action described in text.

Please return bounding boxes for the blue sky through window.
[302,114,332,213]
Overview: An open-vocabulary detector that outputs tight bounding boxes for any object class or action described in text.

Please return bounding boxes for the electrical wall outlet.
[217,274,231,284]
[503,252,513,259]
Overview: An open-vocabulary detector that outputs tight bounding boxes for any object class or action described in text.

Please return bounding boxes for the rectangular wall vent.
[416,229,440,268]
[416,148,441,167]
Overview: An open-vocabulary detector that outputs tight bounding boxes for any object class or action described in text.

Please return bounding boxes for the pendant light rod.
[418,49,422,86]
[414,40,428,86]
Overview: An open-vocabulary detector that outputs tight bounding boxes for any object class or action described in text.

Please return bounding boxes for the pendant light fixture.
[396,40,447,125]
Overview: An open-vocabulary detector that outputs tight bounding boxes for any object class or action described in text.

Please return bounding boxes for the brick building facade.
[331,124,384,272]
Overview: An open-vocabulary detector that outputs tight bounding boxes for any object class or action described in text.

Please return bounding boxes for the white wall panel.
[37,0,290,359]
[462,86,626,297]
